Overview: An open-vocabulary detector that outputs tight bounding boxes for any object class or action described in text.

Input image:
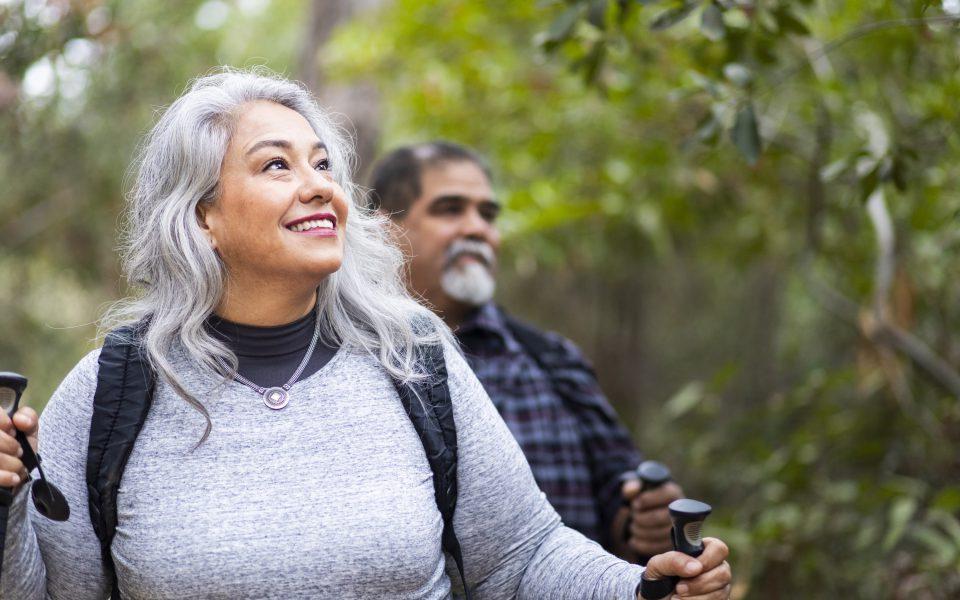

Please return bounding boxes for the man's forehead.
[419,161,494,199]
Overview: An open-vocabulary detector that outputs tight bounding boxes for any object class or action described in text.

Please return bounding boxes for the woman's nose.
[299,168,336,204]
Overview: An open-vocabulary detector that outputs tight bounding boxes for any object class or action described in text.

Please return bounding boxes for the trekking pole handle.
[639,499,713,600]
[621,460,672,545]
[0,372,70,521]
[0,372,28,495]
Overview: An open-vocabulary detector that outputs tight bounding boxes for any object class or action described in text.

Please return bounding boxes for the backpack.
[86,325,469,600]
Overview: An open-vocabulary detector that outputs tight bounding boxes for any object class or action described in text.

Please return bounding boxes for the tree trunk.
[297,0,386,181]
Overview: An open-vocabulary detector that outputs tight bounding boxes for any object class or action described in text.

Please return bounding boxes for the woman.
[0,69,730,599]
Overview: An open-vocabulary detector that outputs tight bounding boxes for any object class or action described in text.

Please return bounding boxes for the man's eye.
[264,158,288,171]
[480,206,500,222]
[315,158,331,171]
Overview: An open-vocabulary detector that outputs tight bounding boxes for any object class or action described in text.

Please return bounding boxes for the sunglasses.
[0,372,69,521]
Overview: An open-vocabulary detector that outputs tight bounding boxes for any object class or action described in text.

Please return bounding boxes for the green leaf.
[932,487,960,512]
[910,525,957,567]
[731,103,761,166]
[694,111,721,145]
[579,40,607,84]
[882,497,918,551]
[650,1,699,31]
[587,0,608,30]
[820,158,850,182]
[665,381,705,419]
[700,3,725,41]
[544,5,583,45]
[928,509,960,551]
[775,7,811,36]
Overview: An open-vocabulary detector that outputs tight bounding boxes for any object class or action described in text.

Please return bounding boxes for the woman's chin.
[300,257,343,282]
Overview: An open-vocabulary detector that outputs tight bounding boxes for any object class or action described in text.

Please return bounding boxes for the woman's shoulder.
[59,347,103,392]
[40,348,103,429]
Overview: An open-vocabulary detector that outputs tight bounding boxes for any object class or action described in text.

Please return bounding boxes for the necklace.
[218,320,322,410]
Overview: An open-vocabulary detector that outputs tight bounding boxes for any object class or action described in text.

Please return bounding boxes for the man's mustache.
[443,239,496,269]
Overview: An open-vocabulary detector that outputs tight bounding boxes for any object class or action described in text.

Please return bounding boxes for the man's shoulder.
[496,307,593,370]
[497,306,584,354]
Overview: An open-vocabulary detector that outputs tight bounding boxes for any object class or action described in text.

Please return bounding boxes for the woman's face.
[199,100,349,290]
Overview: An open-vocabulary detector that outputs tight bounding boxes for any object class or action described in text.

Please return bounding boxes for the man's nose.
[461,207,495,241]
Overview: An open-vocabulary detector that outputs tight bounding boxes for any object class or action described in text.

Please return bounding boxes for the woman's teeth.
[289,219,334,232]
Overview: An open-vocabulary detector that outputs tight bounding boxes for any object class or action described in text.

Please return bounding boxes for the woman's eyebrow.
[246,140,327,156]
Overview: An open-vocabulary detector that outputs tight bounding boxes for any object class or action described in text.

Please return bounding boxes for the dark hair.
[367,140,493,219]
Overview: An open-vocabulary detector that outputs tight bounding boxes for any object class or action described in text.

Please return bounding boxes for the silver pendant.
[262,387,289,410]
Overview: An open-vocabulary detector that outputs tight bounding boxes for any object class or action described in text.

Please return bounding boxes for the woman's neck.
[215,281,318,327]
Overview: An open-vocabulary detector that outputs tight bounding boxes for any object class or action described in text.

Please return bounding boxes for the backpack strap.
[392,342,470,600]
[87,325,155,600]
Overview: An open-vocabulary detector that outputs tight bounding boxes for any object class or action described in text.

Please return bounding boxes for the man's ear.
[195,202,217,249]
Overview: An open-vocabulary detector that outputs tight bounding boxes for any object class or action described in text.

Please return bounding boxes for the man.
[368,141,683,561]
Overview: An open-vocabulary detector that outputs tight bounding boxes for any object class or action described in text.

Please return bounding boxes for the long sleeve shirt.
[457,303,644,549]
[1,339,644,599]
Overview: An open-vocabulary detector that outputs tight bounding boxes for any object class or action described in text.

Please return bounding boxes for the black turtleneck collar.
[205,309,339,388]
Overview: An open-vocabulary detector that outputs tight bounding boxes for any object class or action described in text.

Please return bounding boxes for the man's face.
[394,160,501,315]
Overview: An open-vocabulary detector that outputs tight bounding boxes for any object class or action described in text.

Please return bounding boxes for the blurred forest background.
[2,0,959,597]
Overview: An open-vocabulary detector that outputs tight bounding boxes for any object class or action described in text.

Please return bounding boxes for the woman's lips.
[292,227,337,237]
[285,213,338,237]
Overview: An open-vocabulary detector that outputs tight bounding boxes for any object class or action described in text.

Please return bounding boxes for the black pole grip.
[638,498,712,600]
[621,461,672,555]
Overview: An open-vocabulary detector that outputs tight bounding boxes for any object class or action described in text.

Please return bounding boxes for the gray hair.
[102,68,450,443]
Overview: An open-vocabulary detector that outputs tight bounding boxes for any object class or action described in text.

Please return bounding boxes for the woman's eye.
[264,158,287,171]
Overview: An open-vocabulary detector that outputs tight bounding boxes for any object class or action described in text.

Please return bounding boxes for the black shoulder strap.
[391,343,471,600]
[88,325,155,600]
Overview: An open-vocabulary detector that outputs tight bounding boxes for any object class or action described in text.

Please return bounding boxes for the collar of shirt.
[455,302,525,356]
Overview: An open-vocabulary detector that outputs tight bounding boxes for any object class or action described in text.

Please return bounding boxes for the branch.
[865,188,895,321]
[868,316,960,399]
[770,15,960,90]
[805,267,960,399]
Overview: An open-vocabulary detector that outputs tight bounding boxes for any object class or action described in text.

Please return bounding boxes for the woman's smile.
[285,212,338,237]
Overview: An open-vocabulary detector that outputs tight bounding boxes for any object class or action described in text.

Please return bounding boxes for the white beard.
[441,260,496,307]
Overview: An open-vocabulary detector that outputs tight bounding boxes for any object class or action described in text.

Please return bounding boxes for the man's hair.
[367,140,493,220]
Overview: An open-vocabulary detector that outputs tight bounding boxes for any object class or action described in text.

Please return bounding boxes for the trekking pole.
[0,373,70,569]
[638,498,713,600]
[621,460,672,564]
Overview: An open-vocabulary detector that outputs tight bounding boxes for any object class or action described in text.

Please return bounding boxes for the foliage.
[328,0,960,596]
[2,0,960,597]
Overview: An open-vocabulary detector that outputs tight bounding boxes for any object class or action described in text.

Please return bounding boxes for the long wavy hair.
[102,68,450,442]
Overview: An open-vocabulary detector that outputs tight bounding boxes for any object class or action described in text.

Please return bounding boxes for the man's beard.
[440,239,497,307]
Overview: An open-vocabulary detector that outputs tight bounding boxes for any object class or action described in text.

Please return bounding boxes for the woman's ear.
[195,202,218,249]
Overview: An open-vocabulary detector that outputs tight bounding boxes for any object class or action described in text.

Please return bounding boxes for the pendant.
[262,387,289,410]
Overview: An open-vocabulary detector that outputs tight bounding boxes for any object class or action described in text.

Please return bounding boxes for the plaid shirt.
[456,303,643,548]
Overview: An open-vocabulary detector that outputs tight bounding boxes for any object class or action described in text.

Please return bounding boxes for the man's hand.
[639,537,731,599]
[622,479,684,557]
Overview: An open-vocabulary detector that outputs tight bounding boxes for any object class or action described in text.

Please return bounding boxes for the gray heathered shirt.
[1,341,645,599]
